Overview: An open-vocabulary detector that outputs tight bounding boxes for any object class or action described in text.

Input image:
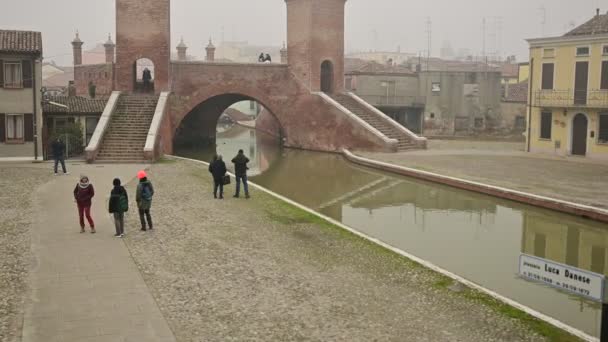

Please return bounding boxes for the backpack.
[141,183,153,201]
[119,192,129,212]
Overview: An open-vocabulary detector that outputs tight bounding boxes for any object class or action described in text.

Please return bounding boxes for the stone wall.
[499,101,527,134]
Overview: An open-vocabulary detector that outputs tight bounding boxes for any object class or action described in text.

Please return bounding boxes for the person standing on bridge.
[264,53,272,63]
[232,150,250,199]
[209,155,227,199]
[136,170,154,231]
[142,67,152,92]
[74,175,95,234]
[258,53,265,63]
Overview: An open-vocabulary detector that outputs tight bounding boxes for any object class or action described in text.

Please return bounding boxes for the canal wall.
[343,150,608,224]
[167,154,596,341]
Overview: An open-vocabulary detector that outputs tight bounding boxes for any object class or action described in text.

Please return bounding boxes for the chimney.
[597,8,601,16]
[177,37,188,61]
[206,38,216,62]
[71,31,84,66]
[103,34,115,64]
[280,42,288,64]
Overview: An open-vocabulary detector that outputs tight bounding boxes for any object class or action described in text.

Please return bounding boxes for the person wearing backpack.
[136,170,154,231]
[108,178,129,238]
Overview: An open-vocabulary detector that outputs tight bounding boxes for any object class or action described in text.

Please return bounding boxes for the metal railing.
[355,94,426,107]
[533,89,608,108]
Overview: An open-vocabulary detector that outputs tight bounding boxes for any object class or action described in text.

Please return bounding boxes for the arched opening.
[320,60,334,93]
[134,58,155,93]
[173,94,285,174]
[571,113,588,156]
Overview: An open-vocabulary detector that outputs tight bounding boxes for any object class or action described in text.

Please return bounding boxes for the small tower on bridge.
[280,42,288,64]
[104,34,115,64]
[285,0,346,93]
[115,0,170,93]
[205,39,216,62]
[72,32,84,66]
[177,38,188,61]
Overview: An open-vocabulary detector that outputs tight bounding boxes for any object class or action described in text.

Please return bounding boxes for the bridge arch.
[172,90,285,150]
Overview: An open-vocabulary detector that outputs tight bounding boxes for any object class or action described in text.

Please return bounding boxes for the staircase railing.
[144,92,171,161]
[347,92,427,149]
[85,91,121,163]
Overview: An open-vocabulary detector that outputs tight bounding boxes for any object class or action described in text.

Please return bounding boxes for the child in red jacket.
[73,175,95,233]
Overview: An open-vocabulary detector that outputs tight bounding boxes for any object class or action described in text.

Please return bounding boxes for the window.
[543,48,555,58]
[602,61,608,90]
[599,113,608,143]
[466,73,478,84]
[4,62,22,88]
[540,111,552,139]
[5,114,24,141]
[603,46,608,55]
[431,82,441,93]
[474,118,484,128]
[576,47,590,56]
[514,116,526,130]
[541,63,554,90]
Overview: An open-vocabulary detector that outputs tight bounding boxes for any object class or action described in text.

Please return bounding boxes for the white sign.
[519,254,605,302]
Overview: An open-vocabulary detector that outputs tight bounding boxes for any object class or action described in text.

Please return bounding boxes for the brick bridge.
[77,0,426,162]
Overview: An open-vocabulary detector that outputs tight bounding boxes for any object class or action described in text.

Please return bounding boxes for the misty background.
[0,0,603,65]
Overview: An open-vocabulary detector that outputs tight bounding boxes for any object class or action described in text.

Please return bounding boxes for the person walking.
[136,170,154,231]
[231,149,250,199]
[108,178,129,237]
[74,175,95,233]
[209,155,227,199]
[51,137,69,175]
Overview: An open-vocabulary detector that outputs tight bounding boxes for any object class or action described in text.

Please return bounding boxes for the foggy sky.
[0,0,603,65]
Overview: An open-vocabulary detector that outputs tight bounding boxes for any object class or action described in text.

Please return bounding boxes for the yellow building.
[518,62,530,82]
[526,11,608,161]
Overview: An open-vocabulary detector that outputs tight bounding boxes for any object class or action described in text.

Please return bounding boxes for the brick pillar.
[280,42,288,64]
[206,39,215,62]
[104,34,115,64]
[177,38,188,61]
[72,32,84,66]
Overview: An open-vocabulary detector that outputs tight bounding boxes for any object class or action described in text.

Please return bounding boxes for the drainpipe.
[527,58,534,153]
[32,56,39,161]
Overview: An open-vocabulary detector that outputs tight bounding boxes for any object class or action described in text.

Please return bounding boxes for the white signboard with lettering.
[519,254,605,302]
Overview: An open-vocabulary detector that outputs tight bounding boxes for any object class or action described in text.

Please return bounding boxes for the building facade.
[0,30,43,159]
[527,11,608,160]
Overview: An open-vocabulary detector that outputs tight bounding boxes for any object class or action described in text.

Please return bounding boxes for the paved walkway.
[22,163,176,342]
[360,142,608,209]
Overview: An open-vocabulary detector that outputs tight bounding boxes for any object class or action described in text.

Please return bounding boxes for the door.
[574,62,588,105]
[572,113,588,156]
[320,61,333,93]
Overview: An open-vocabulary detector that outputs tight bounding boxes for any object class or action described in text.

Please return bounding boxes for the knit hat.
[137,170,147,179]
[113,178,121,187]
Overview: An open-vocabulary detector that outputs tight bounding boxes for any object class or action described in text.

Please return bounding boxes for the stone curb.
[343,149,608,224]
[166,154,597,342]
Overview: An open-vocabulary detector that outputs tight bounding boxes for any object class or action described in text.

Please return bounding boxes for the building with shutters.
[527,10,608,161]
[0,30,43,159]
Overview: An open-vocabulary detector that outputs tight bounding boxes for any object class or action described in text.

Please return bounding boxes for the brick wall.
[73,63,114,97]
[115,0,170,93]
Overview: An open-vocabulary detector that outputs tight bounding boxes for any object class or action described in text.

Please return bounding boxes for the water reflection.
[175,125,606,337]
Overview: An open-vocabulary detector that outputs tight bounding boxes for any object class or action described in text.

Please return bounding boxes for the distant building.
[527,9,608,160]
[0,29,43,159]
[42,63,74,96]
[347,51,416,66]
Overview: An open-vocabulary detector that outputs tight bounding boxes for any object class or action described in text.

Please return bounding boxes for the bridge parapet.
[144,91,171,161]
[85,91,121,163]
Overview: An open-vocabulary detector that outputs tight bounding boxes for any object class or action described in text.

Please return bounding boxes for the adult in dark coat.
[51,138,68,175]
[142,68,152,91]
[208,155,227,199]
[231,149,250,198]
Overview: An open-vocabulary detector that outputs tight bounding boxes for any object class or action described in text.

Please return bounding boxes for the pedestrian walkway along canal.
[177,125,608,338]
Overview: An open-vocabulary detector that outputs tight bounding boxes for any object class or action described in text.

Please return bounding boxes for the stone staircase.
[331,94,418,151]
[96,95,158,162]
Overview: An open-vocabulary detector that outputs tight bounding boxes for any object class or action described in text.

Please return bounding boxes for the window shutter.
[602,61,608,90]
[24,114,34,142]
[22,60,33,88]
[542,64,554,90]
[0,60,4,88]
[0,114,5,142]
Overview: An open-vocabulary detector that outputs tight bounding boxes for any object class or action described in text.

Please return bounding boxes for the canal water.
[177,125,607,338]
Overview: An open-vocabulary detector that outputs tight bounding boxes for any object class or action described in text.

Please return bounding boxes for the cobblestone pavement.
[121,160,555,342]
[20,162,176,342]
[0,166,48,342]
[360,141,608,209]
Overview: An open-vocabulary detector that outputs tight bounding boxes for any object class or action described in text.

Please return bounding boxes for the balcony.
[355,94,426,108]
[533,89,608,108]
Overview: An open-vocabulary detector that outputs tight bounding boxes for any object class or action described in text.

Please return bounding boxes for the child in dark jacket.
[74,175,95,233]
[108,178,129,237]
